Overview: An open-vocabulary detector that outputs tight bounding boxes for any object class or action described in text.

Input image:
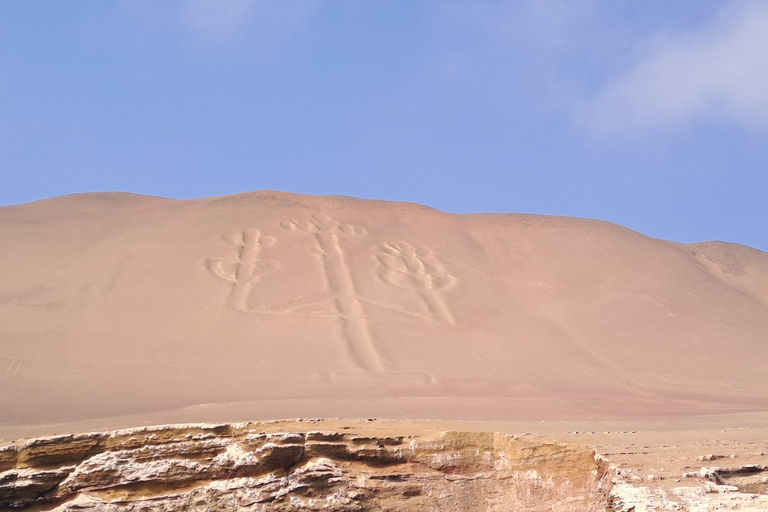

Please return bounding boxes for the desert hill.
[2,190,767,436]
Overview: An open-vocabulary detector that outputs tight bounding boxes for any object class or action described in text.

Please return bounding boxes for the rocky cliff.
[0,421,610,511]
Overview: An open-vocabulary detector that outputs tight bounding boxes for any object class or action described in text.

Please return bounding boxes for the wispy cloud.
[468,0,602,52]
[432,0,625,112]
[180,0,321,48]
[581,0,768,138]
[182,0,258,38]
[439,0,768,140]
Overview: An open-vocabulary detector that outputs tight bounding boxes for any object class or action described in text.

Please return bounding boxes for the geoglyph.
[207,214,456,372]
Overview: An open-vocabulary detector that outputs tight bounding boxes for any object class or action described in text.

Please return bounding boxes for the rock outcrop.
[0,421,610,511]
[609,463,768,511]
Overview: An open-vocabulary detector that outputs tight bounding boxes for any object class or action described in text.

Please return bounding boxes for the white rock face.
[610,467,768,511]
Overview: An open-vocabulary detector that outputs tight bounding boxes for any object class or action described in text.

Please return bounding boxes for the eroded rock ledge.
[0,421,610,511]
[609,463,768,511]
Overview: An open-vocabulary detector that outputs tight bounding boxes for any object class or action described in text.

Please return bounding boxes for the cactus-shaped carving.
[207,229,277,311]
[282,214,383,373]
[281,214,366,237]
[377,241,456,324]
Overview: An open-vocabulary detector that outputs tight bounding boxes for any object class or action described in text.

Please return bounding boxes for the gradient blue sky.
[2,1,767,250]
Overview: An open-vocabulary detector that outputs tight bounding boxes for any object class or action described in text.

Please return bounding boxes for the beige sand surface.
[1,190,767,440]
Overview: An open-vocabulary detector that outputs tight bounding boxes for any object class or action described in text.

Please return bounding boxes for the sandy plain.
[1,190,767,506]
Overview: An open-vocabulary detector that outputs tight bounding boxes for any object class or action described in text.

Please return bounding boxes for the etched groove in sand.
[282,215,385,373]
[206,230,277,311]
[204,220,459,372]
[2,359,22,377]
[377,241,456,324]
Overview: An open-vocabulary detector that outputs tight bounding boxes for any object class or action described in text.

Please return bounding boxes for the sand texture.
[1,190,768,436]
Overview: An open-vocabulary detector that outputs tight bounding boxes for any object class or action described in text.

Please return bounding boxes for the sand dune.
[1,190,767,436]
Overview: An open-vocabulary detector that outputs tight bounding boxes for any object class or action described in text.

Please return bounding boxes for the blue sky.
[2,1,767,250]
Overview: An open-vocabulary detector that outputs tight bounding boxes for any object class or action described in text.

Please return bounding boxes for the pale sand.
[1,190,767,446]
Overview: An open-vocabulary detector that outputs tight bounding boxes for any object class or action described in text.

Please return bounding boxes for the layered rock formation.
[0,422,610,511]
[4,420,767,511]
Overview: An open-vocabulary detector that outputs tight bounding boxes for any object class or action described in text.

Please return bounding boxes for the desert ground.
[1,190,767,509]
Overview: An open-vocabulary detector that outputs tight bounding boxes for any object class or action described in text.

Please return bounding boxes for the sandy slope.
[1,190,767,437]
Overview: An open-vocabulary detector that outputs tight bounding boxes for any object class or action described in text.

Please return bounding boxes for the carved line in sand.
[206,230,278,312]
[206,215,457,373]
[376,241,456,324]
[3,359,22,377]
[281,214,383,372]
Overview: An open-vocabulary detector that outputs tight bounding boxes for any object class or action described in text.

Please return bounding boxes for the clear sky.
[2,1,766,250]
